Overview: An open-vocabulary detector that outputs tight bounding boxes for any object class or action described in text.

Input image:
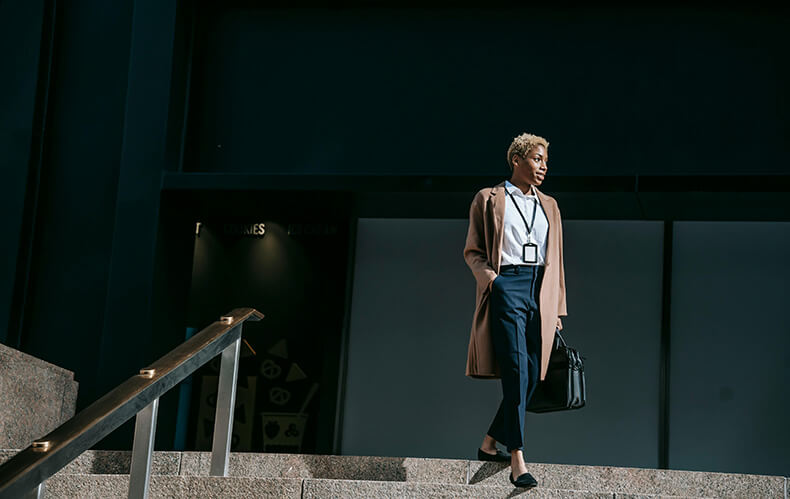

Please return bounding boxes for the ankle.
[511,461,527,474]
[481,435,497,451]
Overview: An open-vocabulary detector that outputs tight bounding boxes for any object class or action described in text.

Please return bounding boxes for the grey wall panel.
[342,218,664,468]
[670,222,790,476]
[342,218,499,459]
[523,221,664,468]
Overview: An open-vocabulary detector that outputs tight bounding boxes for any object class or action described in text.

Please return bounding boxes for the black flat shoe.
[509,471,538,488]
[477,448,510,462]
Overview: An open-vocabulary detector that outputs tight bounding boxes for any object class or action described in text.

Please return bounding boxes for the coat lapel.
[489,181,506,273]
[534,186,554,266]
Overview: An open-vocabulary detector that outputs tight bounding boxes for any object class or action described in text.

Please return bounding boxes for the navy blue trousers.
[486,264,544,452]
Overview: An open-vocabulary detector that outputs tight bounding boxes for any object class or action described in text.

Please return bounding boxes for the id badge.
[522,243,538,264]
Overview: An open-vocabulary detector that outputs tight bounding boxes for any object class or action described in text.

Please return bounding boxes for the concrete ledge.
[43,474,303,498]
[302,478,612,498]
[0,344,78,448]
[0,450,181,475]
[1,450,784,498]
[39,474,708,499]
[179,452,467,484]
[469,461,784,497]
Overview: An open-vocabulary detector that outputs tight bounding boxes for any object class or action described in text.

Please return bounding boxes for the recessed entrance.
[168,190,352,454]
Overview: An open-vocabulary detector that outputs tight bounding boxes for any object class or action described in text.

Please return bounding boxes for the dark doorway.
[175,190,352,454]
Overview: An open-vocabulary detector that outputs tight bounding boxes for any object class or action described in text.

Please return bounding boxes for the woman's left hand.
[556,317,563,331]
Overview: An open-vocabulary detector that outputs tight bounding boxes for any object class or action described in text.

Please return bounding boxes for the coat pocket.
[487,273,500,293]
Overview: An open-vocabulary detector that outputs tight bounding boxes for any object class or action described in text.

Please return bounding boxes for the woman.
[463,132,567,489]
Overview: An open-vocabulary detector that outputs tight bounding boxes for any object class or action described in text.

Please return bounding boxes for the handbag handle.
[555,327,587,362]
[554,327,568,348]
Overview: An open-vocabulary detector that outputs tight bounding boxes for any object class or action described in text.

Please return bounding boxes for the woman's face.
[513,145,548,186]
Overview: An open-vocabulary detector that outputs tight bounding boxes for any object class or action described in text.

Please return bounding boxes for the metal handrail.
[0,307,263,499]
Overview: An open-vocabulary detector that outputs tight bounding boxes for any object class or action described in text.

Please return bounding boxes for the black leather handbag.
[526,328,586,413]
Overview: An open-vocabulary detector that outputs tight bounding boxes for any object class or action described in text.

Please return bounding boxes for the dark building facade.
[2,0,789,474]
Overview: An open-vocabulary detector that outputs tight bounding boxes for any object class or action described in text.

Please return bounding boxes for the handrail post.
[209,332,242,476]
[23,483,44,499]
[0,308,262,499]
[128,397,159,499]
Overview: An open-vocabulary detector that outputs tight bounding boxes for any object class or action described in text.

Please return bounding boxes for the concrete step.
[40,474,700,498]
[2,450,785,498]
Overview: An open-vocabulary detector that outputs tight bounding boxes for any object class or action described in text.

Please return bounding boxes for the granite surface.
[58,450,182,475]
[179,452,467,483]
[43,474,132,498]
[469,461,785,498]
[0,343,79,448]
[302,478,612,498]
[0,449,16,466]
[612,494,712,499]
[43,474,303,498]
[36,473,741,499]
[180,476,302,498]
[2,449,785,498]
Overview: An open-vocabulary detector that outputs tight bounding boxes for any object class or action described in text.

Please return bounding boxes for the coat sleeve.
[463,191,497,289]
[556,203,568,318]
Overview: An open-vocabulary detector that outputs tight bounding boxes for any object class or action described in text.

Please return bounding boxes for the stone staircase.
[1,450,786,498]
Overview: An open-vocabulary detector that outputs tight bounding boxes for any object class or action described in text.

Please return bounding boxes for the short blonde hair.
[506,133,549,171]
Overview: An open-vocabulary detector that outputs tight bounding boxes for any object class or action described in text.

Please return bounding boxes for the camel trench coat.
[463,181,567,381]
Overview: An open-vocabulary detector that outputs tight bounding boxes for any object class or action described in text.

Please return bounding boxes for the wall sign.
[287,223,337,236]
[224,223,266,237]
